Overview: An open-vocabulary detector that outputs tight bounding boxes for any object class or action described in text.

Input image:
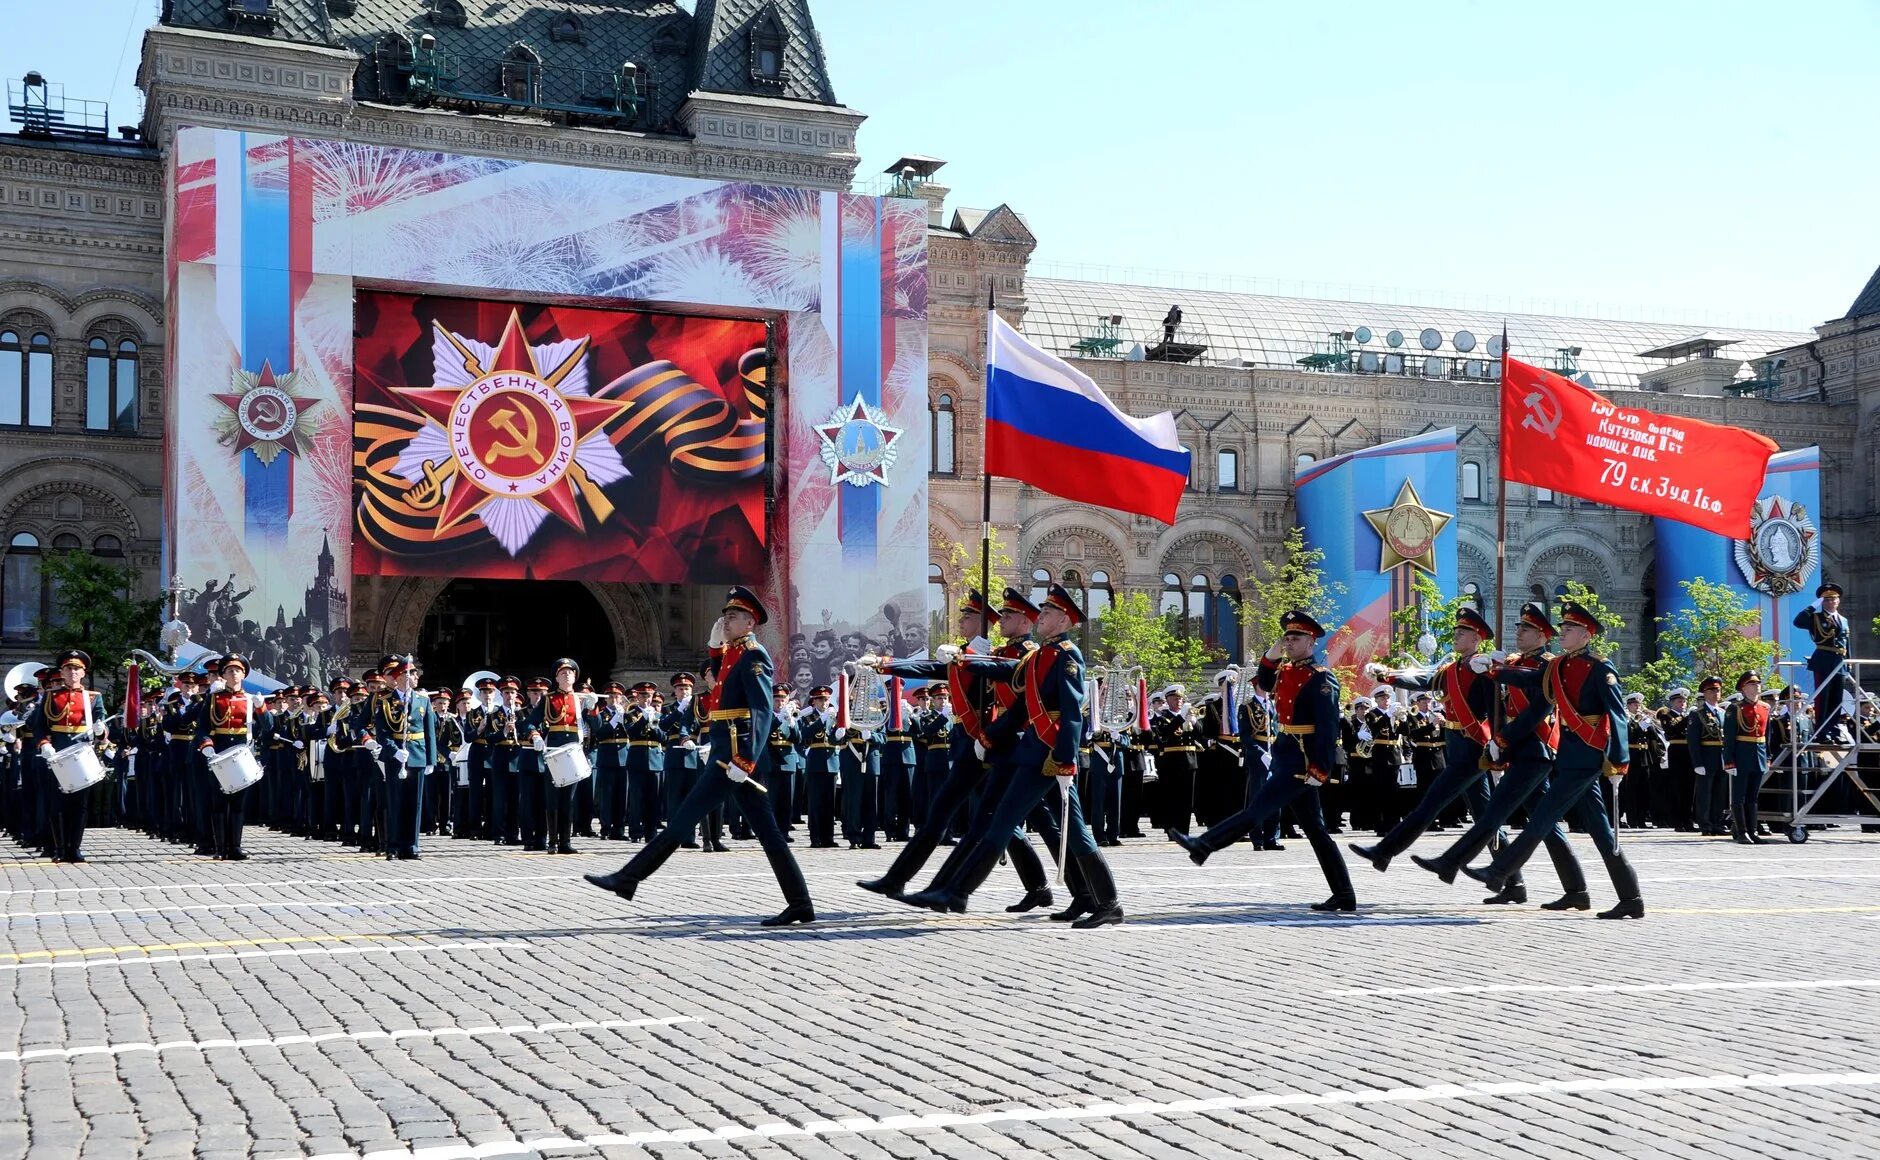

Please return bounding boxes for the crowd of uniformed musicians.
[0,579,1865,926]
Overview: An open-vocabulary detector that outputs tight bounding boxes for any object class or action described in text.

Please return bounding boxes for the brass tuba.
[843,660,889,731]
[1089,662,1144,731]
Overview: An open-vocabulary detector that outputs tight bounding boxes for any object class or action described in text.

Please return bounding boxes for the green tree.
[1625,578,1776,706]
[1383,571,1473,668]
[1554,580,1625,659]
[1237,526,1345,657]
[38,549,162,703]
[1096,590,1212,693]
[938,525,1015,639]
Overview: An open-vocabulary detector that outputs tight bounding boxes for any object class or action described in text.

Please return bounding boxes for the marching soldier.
[1725,672,1770,844]
[193,655,258,860]
[585,586,815,926]
[1461,602,1644,919]
[800,684,841,847]
[1794,582,1850,740]
[1622,692,1666,829]
[901,584,1122,928]
[25,649,106,862]
[1688,675,1731,836]
[1170,611,1356,912]
[1410,603,1592,907]
[361,654,437,860]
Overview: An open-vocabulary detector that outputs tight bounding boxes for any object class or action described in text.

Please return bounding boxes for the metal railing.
[381,47,653,128]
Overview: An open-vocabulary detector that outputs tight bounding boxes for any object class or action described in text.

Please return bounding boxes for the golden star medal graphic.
[1363,479,1453,575]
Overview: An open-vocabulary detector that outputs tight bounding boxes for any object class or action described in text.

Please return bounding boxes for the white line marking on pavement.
[0,1015,699,1063]
[1328,977,1880,999]
[0,874,571,898]
[286,1069,1880,1159]
[0,939,522,974]
[2,898,432,921]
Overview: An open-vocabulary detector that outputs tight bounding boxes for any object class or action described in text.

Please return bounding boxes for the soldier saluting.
[1794,582,1850,740]
[586,586,813,926]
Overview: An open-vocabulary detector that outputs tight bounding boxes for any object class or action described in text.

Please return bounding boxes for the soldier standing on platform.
[1461,602,1644,920]
[1726,672,1771,844]
[1170,611,1356,912]
[25,650,106,863]
[585,586,815,927]
[1688,675,1731,836]
[1794,582,1850,740]
[900,584,1121,928]
[362,654,436,861]
[1409,603,1591,907]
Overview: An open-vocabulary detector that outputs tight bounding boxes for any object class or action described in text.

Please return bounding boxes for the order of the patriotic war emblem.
[1735,495,1817,596]
[213,362,320,465]
[815,395,903,487]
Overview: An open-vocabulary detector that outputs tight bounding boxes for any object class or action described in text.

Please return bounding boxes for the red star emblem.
[814,395,903,485]
[212,361,321,462]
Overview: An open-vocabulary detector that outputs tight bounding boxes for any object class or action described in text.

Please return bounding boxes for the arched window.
[749,8,786,84]
[1187,573,1210,641]
[1461,461,1482,502]
[1462,581,1482,610]
[1217,448,1239,492]
[3,532,40,639]
[1530,583,1546,601]
[501,44,542,103]
[1,330,52,428]
[1216,573,1244,664]
[1179,446,1194,490]
[93,534,123,557]
[927,563,948,648]
[1159,572,1183,621]
[931,393,956,475]
[1553,583,1570,600]
[1295,452,1316,473]
[1030,567,1052,610]
[86,337,139,433]
[1086,569,1112,625]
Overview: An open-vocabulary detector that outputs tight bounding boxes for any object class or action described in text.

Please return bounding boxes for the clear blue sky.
[11,0,1877,329]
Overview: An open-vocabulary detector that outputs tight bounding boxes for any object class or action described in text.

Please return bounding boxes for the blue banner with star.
[1295,429,1458,683]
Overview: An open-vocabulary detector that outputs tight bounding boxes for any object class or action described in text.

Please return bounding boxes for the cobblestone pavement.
[1,825,1878,1159]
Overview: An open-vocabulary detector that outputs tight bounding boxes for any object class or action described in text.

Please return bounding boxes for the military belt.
[166,733,193,741]
[1094,740,1115,748]
[1821,646,1847,654]
[629,740,660,747]
[885,733,911,741]
[1280,724,1315,735]
[924,742,949,750]
[708,708,750,721]
[1412,741,1444,749]
[1251,734,1275,743]
[49,725,89,735]
[1162,745,1199,753]
[394,732,425,741]
[211,728,247,737]
[808,742,839,750]
[1735,735,1766,742]
[1699,739,1724,746]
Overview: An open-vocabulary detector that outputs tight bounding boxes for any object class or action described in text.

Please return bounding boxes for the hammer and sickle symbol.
[250,396,284,428]
[1521,387,1563,438]
[485,405,542,466]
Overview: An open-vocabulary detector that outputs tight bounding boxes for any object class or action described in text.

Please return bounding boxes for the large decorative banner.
[164,126,927,684]
[1295,429,1459,685]
[351,292,768,583]
[1654,446,1821,690]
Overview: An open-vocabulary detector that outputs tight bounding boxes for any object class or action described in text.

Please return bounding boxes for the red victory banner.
[1499,357,1777,538]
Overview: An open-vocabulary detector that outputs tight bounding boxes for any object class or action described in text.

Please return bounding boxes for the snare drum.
[207,743,265,794]
[310,740,327,783]
[544,742,591,788]
[47,742,107,794]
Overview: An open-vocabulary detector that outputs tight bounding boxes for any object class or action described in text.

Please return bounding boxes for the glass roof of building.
[1022,277,1814,391]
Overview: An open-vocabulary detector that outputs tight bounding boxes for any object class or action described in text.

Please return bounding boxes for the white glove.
[1486,740,1501,762]
[397,763,409,780]
[292,740,305,750]
[532,735,547,753]
[1469,653,1493,674]
[935,644,961,664]
[973,741,987,761]
[1357,728,1373,743]
[37,742,55,761]
[92,720,108,738]
[392,749,408,764]
[1056,774,1075,792]
[708,616,727,649]
[366,739,383,758]
[724,762,750,783]
[1364,662,1390,679]
[857,653,881,669]
[1694,765,1706,776]
[1659,756,1669,769]
[1265,643,1283,661]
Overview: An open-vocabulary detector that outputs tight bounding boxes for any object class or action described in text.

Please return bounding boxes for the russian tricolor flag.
[985,312,1191,524]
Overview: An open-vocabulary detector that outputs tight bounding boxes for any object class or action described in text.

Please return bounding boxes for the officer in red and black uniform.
[1353,607,1503,874]
[193,655,258,860]
[1462,602,1644,920]
[586,586,814,926]
[24,649,105,863]
[537,659,586,855]
[1411,602,1590,907]
[1725,671,1771,844]
[1170,610,1356,912]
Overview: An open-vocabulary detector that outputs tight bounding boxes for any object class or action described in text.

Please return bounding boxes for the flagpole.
[1496,320,1509,641]
[981,284,995,606]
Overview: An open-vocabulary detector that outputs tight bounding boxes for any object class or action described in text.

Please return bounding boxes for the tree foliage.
[38,550,162,702]
[1095,590,1213,693]
[1554,580,1625,659]
[1624,578,1776,706]
[1382,571,1473,669]
[940,525,1015,624]
[1237,526,1345,657]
